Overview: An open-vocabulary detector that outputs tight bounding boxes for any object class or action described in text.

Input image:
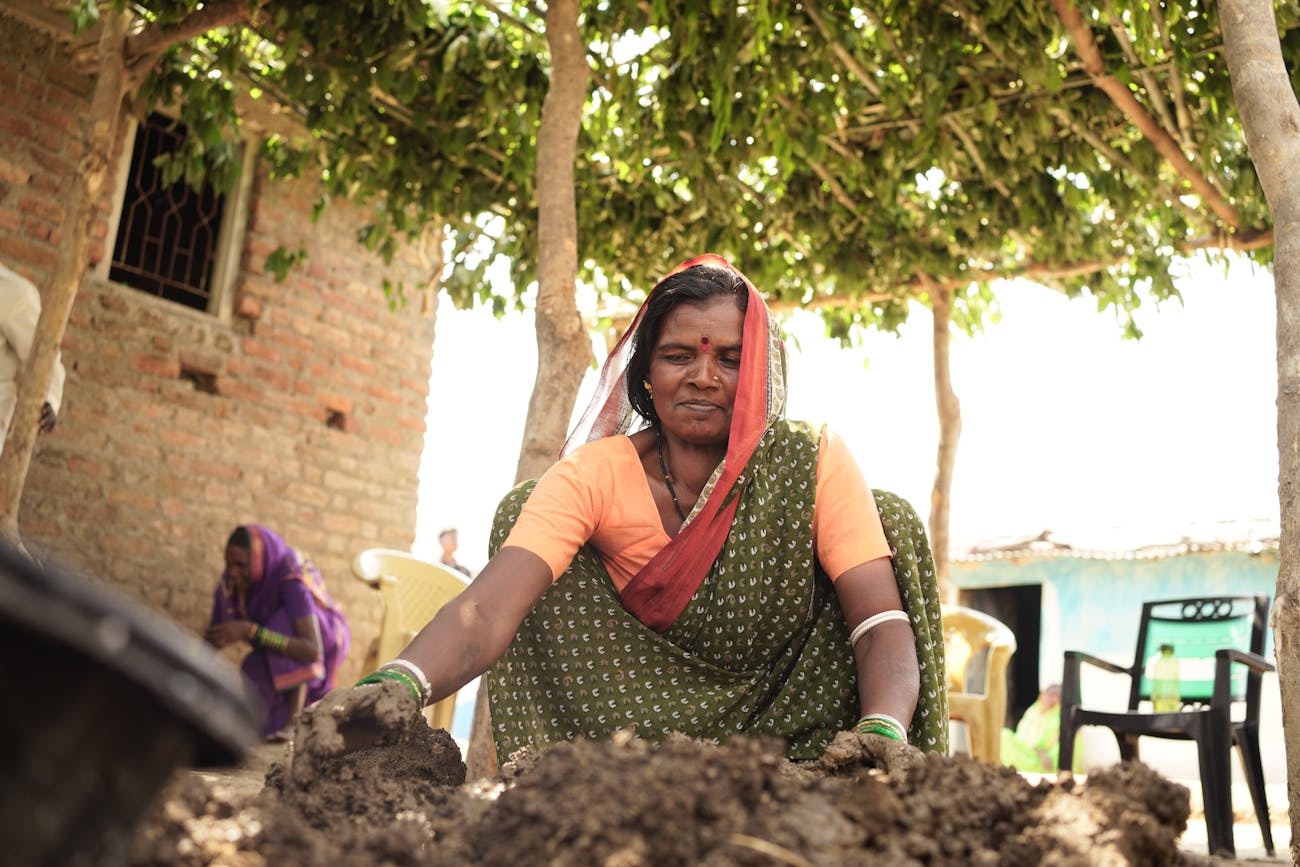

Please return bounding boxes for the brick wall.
[0,18,438,686]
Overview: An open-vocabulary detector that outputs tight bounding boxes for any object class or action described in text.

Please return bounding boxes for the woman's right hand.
[289,681,420,781]
[857,731,923,774]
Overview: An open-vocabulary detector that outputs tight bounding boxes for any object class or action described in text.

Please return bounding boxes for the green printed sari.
[486,419,948,764]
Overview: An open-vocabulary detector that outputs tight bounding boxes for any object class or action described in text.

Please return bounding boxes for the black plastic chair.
[1058,595,1273,858]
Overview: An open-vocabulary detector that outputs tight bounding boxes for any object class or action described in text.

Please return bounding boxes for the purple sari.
[209,524,351,737]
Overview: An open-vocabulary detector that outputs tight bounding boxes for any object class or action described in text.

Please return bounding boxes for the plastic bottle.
[1151,643,1181,712]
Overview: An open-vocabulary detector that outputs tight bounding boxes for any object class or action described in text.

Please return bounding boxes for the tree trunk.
[512,0,592,487]
[1219,3,1300,858]
[928,282,960,600]
[0,10,130,550]
[466,0,590,781]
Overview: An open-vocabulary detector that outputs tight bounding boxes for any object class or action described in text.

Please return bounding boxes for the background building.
[1,13,439,684]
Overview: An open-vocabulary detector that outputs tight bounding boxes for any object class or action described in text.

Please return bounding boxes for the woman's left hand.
[206,619,254,648]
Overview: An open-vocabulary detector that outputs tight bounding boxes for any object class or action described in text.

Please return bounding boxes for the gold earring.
[643,380,654,398]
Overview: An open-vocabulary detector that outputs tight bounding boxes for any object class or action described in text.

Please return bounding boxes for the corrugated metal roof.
[953,520,1279,563]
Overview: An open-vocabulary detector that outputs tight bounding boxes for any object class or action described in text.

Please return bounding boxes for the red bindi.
[700,336,709,351]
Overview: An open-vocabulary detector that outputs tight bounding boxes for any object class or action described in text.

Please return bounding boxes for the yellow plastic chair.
[352,548,470,733]
[941,604,1017,763]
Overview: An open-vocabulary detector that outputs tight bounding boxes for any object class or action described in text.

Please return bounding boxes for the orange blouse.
[502,426,891,591]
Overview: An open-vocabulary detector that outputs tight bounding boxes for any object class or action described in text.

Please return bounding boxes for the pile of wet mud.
[125,701,1196,866]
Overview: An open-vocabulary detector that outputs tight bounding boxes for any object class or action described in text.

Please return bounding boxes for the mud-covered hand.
[816,729,925,778]
[290,681,418,781]
[38,402,56,433]
[853,731,924,775]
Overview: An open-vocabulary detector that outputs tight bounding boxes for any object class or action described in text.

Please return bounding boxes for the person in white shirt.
[0,261,65,456]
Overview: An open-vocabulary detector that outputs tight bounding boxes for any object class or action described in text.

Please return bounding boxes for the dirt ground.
[116,683,1241,867]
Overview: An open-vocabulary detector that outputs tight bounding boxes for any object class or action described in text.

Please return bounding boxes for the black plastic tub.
[0,540,262,867]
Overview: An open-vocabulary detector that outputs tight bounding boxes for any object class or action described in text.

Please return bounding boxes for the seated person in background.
[1001,683,1062,773]
[205,524,351,740]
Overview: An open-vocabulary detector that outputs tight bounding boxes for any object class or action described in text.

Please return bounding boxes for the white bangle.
[380,658,431,698]
[848,609,910,647]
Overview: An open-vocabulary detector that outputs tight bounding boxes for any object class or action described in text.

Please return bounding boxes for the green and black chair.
[1058,595,1273,858]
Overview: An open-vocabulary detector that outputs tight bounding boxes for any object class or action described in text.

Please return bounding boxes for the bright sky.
[413,255,1279,571]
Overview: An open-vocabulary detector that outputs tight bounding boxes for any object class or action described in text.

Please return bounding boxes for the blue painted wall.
[950,550,1277,668]
[949,549,1282,784]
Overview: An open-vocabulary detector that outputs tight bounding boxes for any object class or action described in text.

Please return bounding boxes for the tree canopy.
[24,0,1286,574]
[68,0,1291,335]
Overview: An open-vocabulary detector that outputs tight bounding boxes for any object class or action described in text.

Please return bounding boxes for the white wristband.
[848,609,910,647]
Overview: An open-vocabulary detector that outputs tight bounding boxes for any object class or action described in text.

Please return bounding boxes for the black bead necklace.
[656,430,689,523]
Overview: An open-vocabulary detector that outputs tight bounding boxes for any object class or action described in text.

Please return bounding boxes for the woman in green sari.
[1001,684,1064,773]
[356,255,946,763]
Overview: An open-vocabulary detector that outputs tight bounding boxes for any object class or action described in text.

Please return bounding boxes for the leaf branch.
[1050,0,1241,230]
[1049,108,1212,232]
[803,0,1016,205]
[123,0,254,91]
[1101,0,1182,146]
[944,117,1014,200]
[1152,9,1195,148]
[768,227,1274,314]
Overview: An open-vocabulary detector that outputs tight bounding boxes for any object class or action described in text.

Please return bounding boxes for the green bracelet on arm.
[253,626,290,653]
[853,713,908,743]
[355,668,426,706]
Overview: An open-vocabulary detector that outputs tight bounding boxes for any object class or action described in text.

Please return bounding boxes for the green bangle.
[854,716,907,743]
[383,667,422,702]
[388,669,425,704]
[254,626,289,653]
[355,668,424,706]
[856,722,904,742]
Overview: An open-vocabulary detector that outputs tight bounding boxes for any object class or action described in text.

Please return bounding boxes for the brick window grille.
[109,113,226,312]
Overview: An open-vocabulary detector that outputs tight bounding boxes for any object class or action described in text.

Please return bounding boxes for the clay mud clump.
[126,697,1196,866]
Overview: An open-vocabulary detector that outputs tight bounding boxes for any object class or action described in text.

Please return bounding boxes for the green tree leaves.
[117,1,1284,332]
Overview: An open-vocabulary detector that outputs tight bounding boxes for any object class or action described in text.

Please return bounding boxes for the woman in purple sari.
[205,524,351,739]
